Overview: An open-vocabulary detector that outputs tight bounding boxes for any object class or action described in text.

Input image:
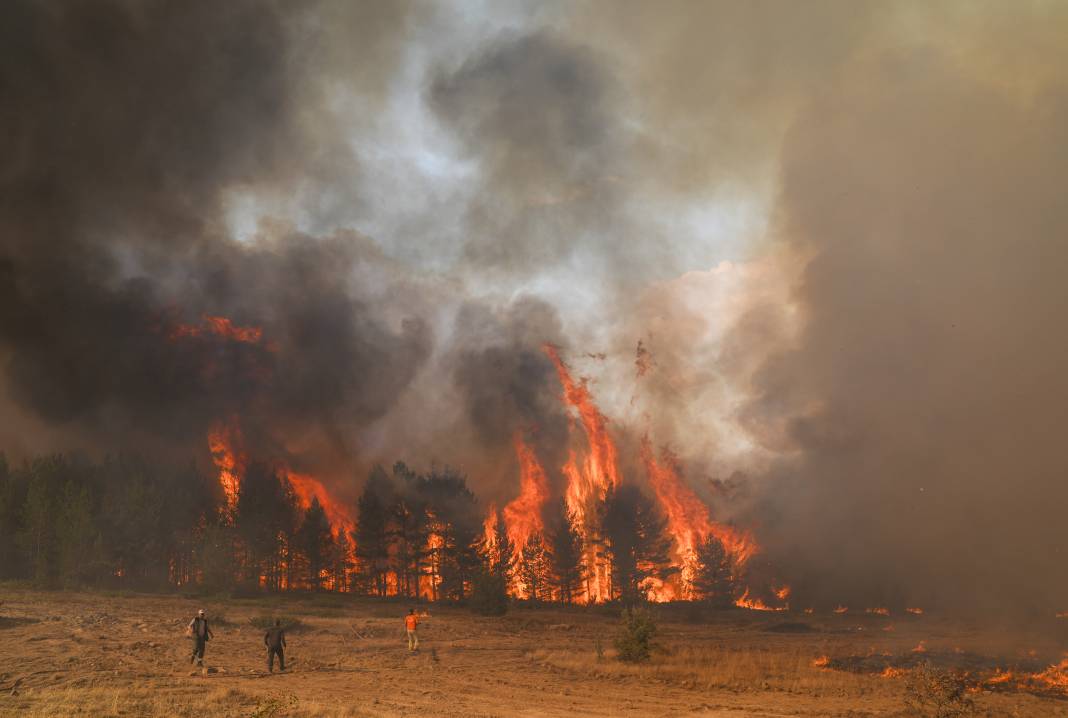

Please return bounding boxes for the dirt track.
[0,588,1065,717]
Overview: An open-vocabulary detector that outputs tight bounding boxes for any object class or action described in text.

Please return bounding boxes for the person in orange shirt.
[404,608,419,652]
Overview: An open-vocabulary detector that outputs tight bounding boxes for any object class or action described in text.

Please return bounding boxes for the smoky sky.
[2,0,1067,614]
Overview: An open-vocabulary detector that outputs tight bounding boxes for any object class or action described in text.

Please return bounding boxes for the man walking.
[187,609,213,668]
[264,619,286,673]
[404,608,419,652]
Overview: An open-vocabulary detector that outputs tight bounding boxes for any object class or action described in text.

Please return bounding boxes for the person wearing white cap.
[187,609,214,668]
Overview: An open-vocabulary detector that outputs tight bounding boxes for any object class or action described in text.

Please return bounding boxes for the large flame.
[543,344,620,495]
[502,433,550,551]
[641,436,758,599]
[543,344,622,603]
[286,470,355,537]
[207,417,244,515]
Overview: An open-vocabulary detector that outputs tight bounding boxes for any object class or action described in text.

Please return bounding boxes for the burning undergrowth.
[815,650,1068,700]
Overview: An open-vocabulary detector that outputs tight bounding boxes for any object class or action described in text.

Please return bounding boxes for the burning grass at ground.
[1,586,1066,717]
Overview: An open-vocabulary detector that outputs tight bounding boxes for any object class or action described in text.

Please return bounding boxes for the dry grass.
[6,685,256,718]
[2,587,1066,717]
[532,641,900,699]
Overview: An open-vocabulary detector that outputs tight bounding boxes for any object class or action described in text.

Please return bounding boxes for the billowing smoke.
[3,0,1067,615]
[0,0,429,473]
[736,45,1068,617]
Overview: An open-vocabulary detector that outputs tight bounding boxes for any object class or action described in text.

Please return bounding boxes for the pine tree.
[518,533,550,602]
[0,454,19,580]
[296,497,335,591]
[19,468,54,585]
[690,535,735,607]
[487,509,515,582]
[331,530,354,592]
[547,500,586,603]
[602,484,675,603]
[55,481,96,586]
[235,462,299,590]
[354,466,392,595]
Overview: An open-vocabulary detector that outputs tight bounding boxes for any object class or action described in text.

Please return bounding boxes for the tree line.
[0,452,740,605]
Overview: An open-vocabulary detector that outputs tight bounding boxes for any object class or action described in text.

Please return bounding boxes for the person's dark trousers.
[268,646,285,672]
[191,637,206,665]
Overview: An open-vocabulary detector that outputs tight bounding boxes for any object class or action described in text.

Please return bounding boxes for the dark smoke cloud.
[738,45,1068,616]
[450,296,570,500]
[0,0,428,468]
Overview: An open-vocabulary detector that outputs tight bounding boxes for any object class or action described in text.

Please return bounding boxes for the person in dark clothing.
[264,618,286,673]
[188,609,214,667]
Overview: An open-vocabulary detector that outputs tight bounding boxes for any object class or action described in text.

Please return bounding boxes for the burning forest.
[0,331,773,608]
[1,0,1068,714]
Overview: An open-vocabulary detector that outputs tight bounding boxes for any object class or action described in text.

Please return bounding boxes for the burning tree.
[601,484,676,603]
[691,535,736,608]
[546,499,586,603]
[295,497,335,591]
[517,534,550,602]
[353,467,392,595]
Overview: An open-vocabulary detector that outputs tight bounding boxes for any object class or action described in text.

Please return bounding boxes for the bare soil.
[0,587,1064,717]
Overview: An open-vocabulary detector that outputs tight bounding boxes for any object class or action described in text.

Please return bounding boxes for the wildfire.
[833,605,849,614]
[641,437,758,600]
[543,344,620,495]
[205,415,352,548]
[483,506,499,553]
[734,587,788,612]
[906,607,924,615]
[912,640,927,653]
[502,433,550,552]
[286,470,355,536]
[170,314,266,344]
[812,655,830,668]
[866,607,890,616]
[543,345,624,603]
[208,418,245,515]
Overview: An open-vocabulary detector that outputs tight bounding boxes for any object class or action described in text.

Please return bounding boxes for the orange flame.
[812,655,830,668]
[734,587,788,611]
[285,470,354,536]
[170,315,265,344]
[641,437,758,599]
[543,344,620,495]
[906,607,924,615]
[543,345,622,603]
[207,418,244,514]
[833,605,849,614]
[502,433,550,552]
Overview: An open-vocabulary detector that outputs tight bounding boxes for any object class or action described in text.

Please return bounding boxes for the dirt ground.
[0,587,1065,717]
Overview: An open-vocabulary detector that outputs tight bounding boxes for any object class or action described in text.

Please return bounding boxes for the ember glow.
[169,315,266,345]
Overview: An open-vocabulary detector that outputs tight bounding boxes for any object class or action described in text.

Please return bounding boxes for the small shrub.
[615,605,657,663]
[904,662,977,717]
